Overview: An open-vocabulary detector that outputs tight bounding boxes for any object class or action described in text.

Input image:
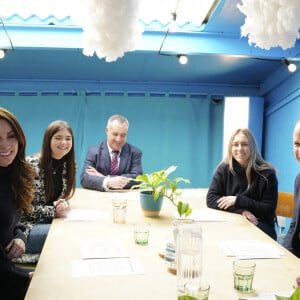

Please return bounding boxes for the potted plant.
[134,165,192,218]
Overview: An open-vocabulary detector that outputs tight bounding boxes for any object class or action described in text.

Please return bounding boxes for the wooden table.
[25,188,300,300]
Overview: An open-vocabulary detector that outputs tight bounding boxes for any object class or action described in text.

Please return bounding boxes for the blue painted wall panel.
[264,71,300,193]
[0,93,224,189]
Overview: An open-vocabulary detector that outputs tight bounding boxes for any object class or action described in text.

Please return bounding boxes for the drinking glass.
[176,223,203,292]
[112,199,127,224]
[233,259,255,293]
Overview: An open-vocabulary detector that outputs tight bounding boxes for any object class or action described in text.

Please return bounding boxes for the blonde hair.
[223,128,276,188]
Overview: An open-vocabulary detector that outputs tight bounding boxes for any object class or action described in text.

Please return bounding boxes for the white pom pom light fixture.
[0,0,220,63]
[237,0,300,50]
[70,0,220,62]
[70,0,143,62]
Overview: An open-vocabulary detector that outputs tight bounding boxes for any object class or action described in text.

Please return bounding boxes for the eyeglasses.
[232,143,249,148]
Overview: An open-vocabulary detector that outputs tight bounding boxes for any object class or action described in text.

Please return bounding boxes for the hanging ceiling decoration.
[237,0,300,50]
[70,0,144,62]
[0,0,220,62]
[70,0,220,62]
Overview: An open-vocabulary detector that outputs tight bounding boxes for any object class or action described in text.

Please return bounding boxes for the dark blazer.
[80,141,143,191]
[283,173,300,257]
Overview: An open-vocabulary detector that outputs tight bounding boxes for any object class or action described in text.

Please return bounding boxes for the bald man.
[283,120,300,258]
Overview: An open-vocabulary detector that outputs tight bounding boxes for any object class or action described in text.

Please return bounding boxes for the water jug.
[176,223,203,292]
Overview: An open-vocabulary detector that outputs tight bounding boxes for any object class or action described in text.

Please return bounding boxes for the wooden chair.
[276,192,294,243]
[276,192,294,218]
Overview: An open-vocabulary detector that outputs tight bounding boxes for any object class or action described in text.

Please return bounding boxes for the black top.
[0,166,30,299]
[52,158,64,203]
[0,167,26,247]
[206,159,278,238]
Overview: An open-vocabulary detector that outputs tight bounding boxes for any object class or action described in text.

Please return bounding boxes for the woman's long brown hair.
[40,120,76,204]
[0,107,34,212]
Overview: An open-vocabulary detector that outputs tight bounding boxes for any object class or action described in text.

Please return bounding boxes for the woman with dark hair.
[206,128,278,240]
[21,120,76,254]
[0,107,35,299]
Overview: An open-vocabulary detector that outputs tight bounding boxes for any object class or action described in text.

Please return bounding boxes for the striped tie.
[110,150,119,175]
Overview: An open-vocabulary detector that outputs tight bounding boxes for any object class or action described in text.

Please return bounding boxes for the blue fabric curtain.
[0,93,224,188]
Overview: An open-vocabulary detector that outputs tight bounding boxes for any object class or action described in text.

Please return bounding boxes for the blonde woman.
[206,128,278,240]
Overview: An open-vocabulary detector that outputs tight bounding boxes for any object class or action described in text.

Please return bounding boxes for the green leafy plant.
[135,165,192,217]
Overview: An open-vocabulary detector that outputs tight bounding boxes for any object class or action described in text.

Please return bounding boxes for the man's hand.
[107,176,129,189]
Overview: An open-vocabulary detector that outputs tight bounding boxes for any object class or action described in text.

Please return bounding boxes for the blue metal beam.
[1,25,300,60]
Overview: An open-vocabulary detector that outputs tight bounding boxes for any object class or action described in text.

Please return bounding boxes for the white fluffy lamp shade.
[70,0,143,62]
[237,0,300,50]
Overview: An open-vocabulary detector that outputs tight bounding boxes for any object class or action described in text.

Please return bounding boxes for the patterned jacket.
[20,154,68,235]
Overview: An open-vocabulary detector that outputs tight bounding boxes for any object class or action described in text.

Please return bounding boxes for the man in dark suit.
[283,120,300,258]
[80,114,143,191]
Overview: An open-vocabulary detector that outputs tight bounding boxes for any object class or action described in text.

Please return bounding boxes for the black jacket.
[0,167,29,300]
[206,160,278,238]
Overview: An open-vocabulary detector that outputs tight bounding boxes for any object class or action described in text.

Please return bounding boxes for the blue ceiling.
[0,0,299,95]
[0,48,282,85]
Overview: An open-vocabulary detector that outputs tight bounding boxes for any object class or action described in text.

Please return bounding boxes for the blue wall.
[1,69,299,195]
[0,92,224,188]
[1,68,298,236]
[263,70,300,193]
[255,72,300,236]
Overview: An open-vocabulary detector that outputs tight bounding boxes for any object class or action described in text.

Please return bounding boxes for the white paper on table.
[238,291,293,299]
[72,257,144,277]
[189,209,225,222]
[173,209,225,221]
[81,239,129,259]
[108,191,139,200]
[220,240,285,259]
[65,209,110,221]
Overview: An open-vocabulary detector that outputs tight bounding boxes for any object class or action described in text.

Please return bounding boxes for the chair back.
[276,192,294,218]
